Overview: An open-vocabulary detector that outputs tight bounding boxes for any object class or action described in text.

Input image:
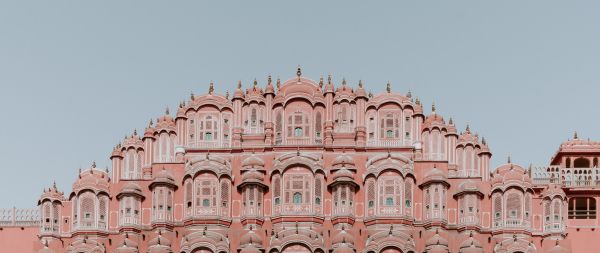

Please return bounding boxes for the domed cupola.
[39,181,65,205]
[334,78,356,100]
[149,168,177,189]
[122,130,144,150]
[423,103,446,130]
[116,183,144,200]
[459,232,483,253]
[39,182,65,235]
[72,162,110,194]
[421,167,448,186]
[245,79,264,99]
[239,155,267,217]
[154,108,176,135]
[424,229,449,253]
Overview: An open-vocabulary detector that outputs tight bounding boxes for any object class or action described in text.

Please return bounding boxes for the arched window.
[574,158,591,168]
[293,192,302,204]
[287,112,310,138]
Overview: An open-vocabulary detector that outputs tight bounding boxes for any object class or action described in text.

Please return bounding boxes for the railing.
[152,212,173,222]
[195,140,231,148]
[494,218,530,229]
[333,206,353,217]
[334,125,355,133]
[544,223,564,232]
[0,208,40,227]
[276,138,322,146]
[563,180,600,187]
[273,204,319,215]
[379,206,403,216]
[459,216,479,225]
[119,216,140,226]
[367,139,411,147]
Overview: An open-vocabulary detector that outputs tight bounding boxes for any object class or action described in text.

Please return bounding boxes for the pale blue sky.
[1,1,599,207]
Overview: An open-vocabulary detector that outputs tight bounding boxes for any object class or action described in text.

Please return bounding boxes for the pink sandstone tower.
[4,68,600,253]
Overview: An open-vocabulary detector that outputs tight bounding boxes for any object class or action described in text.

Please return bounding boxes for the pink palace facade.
[5,68,600,253]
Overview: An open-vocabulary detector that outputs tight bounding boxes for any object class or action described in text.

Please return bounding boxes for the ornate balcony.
[367,139,411,147]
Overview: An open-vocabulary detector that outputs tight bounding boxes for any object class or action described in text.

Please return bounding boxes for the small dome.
[332,168,354,182]
[242,155,265,168]
[423,168,447,184]
[548,241,571,253]
[459,233,483,250]
[242,170,264,182]
[332,230,354,245]
[152,169,176,186]
[149,233,171,247]
[425,231,448,247]
[117,183,144,199]
[240,229,263,246]
[332,154,354,166]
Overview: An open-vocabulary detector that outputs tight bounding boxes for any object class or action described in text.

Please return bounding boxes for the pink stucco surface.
[3,71,599,253]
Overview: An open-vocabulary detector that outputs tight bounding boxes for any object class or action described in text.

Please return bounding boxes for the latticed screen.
[506,192,521,218]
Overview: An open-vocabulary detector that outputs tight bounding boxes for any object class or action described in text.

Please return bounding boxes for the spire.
[52,181,56,190]
[319,76,324,87]
[368,90,373,98]
[574,131,578,139]
[358,80,363,88]
[328,74,332,85]
[208,81,214,94]
[448,117,453,125]
[386,82,391,93]
[149,119,153,127]
[92,161,96,168]
[133,129,137,136]
[482,136,487,145]
[432,102,436,113]
[508,155,511,164]
[190,91,195,100]
[465,124,471,133]
[165,107,170,115]
[253,78,258,87]
[225,91,229,100]
[415,97,421,105]
[342,78,347,86]
[296,65,302,80]
[407,90,412,98]
[276,77,281,90]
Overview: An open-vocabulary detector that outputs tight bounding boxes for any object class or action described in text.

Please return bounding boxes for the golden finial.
[190,91,195,100]
[574,131,578,139]
[165,107,170,115]
[386,82,391,93]
[208,82,214,94]
[92,161,96,168]
[237,80,242,89]
[319,76,324,87]
[327,74,332,85]
[253,78,257,87]
[358,80,363,88]
[432,103,436,113]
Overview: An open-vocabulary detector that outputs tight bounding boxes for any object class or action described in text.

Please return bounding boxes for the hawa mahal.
[2,68,598,253]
